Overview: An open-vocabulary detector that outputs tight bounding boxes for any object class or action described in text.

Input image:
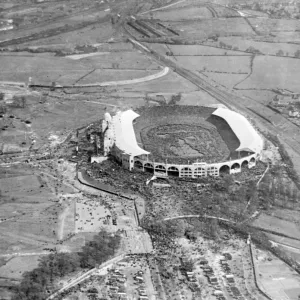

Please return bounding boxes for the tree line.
[12,230,121,300]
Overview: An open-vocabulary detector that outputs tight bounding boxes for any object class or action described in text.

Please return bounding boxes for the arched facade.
[132,153,258,178]
[104,108,262,178]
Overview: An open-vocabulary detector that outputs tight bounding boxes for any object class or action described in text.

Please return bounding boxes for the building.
[102,107,263,177]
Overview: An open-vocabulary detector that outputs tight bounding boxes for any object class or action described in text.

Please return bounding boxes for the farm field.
[0,48,161,85]
[169,55,251,73]
[147,42,251,56]
[252,213,300,240]
[253,246,300,300]
[217,37,300,57]
[146,5,214,21]
[118,70,198,93]
[236,56,300,92]
[75,69,157,85]
[249,18,300,35]
[19,22,116,48]
[204,72,249,89]
[163,17,255,38]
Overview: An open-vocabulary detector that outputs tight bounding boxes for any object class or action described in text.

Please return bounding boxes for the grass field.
[165,17,255,38]
[0,47,161,85]
[118,70,198,93]
[252,213,300,240]
[204,72,249,89]
[148,6,213,21]
[254,247,300,300]
[236,56,300,92]
[0,256,40,280]
[171,55,251,73]
[147,43,251,56]
[75,69,157,85]
[218,37,300,57]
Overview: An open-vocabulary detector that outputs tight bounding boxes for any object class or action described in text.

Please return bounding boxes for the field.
[236,56,300,92]
[252,213,300,240]
[253,246,300,300]
[218,37,300,57]
[148,5,214,21]
[170,55,251,73]
[150,43,252,56]
[249,18,300,36]
[204,72,249,89]
[0,256,40,280]
[163,17,255,39]
[0,49,161,85]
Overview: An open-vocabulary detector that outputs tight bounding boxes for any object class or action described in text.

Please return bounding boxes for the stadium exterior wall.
[132,153,258,178]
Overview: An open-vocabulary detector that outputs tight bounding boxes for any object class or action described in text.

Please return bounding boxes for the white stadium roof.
[212,108,263,153]
[112,110,150,157]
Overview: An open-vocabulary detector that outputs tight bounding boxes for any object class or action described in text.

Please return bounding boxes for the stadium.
[102,105,263,178]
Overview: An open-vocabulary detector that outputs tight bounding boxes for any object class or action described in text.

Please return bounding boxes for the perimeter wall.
[133,153,258,178]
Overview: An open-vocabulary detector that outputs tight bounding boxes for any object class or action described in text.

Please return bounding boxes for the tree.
[276,50,284,56]
[295,50,300,58]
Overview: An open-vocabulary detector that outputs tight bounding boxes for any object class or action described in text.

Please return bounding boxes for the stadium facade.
[102,107,263,178]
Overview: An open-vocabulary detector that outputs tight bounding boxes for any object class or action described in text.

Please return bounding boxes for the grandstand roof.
[212,108,263,153]
[112,110,150,157]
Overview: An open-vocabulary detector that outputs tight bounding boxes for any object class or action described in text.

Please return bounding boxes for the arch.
[181,167,193,177]
[207,166,219,177]
[134,160,143,169]
[194,167,206,177]
[144,162,154,173]
[219,165,230,174]
[241,160,249,168]
[250,157,256,163]
[155,165,166,171]
[231,163,240,170]
[167,166,179,177]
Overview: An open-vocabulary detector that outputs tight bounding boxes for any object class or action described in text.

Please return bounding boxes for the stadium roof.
[113,110,150,157]
[212,108,263,153]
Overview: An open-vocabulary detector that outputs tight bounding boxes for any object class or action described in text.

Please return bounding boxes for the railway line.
[126,34,300,165]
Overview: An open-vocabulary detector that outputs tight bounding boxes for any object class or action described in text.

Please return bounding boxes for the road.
[162,214,236,223]
[46,254,126,300]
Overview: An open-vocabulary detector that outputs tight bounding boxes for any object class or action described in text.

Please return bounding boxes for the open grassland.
[249,18,300,35]
[19,22,117,47]
[0,169,76,255]
[117,70,198,92]
[171,55,251,73]
[236,56,300,92]
[165,17,255,39]
[254,247,300,300]
[0,256,40,280]
[147,43,251,56]
[0,45,161,85]
[252,213,300,240]
[67,50,160,70]
[147,5,213,21]
[75,69,157,85]
[218,37,300,57]
[204,72,249,89]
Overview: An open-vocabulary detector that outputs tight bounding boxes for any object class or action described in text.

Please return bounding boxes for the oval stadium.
[102,105,263,178]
